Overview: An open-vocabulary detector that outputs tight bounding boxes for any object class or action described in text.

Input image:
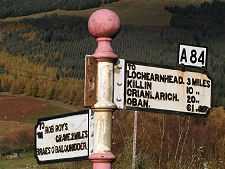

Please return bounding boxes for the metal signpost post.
[87,9,120,169]
[35,110,94,164]
[35,9,121,169]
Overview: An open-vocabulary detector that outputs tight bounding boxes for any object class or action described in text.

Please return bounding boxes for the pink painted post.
[88,9,120,169]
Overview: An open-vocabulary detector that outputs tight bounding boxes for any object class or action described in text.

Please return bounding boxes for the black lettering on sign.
[51,146,54,154]
[127,63,136,70]
[127,70,138,79]
[179,46,206,66]
[167,75,173,83]
[36,147,51,155]
[39,122,45,130]
[190,50,197,63]
[173,76,178,84]
[55,123,69,132]
[127,79,132,88]
[187,95,196,103]
[53,142,88,154]
[187,78,191,85]
[55,130,88,142]
[127,69,185,85]
[186,86,193,94]
[126,98,149,108]
[198,51,205,65]
[63,133,70,142]
[180,48,187,62]
[179,76,185,84]
[167,93,173,100]
[45,125,54,134]
[74,132,82,139]
[37,132,43,139]
[191,78,211,88]
[82,130,88,138]
[134,89,151,99]
[154,92,179,101]
[155,74,159,82]
[186,104,194,112]
[127,80,152,90]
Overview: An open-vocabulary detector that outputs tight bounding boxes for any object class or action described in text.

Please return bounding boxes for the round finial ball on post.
[88,9,120,38]
[88,9,120,61]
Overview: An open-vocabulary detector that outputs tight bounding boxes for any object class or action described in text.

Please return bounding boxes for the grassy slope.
[0,94,84,141]
[0,94,86,168]
[0,94,82,122]
[0,121,33,140]
[0,0,221,26]
[0,151,90,169]
[0,152,37,169]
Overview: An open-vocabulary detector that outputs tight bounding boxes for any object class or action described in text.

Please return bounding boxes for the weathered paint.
[88,9,120,169]
[92,61,116,154]
[114,59,125,109]
[84,55,97,107]
[93,109,112,153]
[94,62,116,109]
[35,110,93,164]
[114,59,211,116]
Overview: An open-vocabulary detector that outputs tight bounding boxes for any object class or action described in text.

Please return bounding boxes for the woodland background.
[0,0,224,168]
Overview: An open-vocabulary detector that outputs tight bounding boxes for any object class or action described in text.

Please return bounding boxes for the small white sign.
[35,110,94,164]
[178,44,207,68]
[114,59,211,115]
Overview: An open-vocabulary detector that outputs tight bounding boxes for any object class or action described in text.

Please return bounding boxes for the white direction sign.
[114,59,211,115]
[35,110,94,164]
[178,44,207,68]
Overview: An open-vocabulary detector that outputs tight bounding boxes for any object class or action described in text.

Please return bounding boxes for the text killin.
[123,62,211,114]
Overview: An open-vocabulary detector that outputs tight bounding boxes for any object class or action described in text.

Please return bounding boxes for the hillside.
[0,12,224,107]
[0,94,89,169]
[0,93,83,142]
[0,1,224,168]
[0,94,224,168]
[1,0,222,26]
[0,94,82,122]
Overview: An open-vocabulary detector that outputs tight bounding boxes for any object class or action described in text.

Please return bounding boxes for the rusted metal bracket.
[84,55,97,107]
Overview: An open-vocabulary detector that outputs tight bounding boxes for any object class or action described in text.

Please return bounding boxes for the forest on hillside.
[0,1,224,168]
[165,0,225,31]
[0,0,118,19]
[0,1,224,107]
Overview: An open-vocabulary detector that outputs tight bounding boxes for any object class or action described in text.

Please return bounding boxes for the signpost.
[114,59,211,116]
[34,9,213,169]
[29,9,212,169]
[87,8,120,169]
[35,109,94,164]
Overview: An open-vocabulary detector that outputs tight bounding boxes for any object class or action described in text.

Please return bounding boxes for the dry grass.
[0,23,33,32]
[20,32,37,41]
[0,32,2,42]
[0,121,34,141]
[0,0,222,26]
